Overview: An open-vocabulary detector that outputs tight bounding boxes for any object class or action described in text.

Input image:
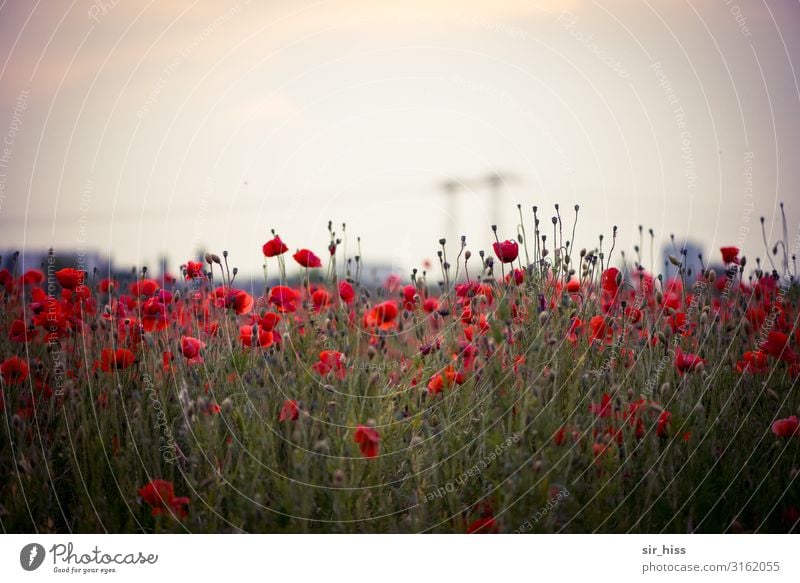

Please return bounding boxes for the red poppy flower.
[100,348,136,372]
[138,479,190,519]
[98,278,117,293]
[21,269,45,285]
[180,336,205,364]
[56,268,86,290]
[1,356,29,385]
[338,281,355,303]
[293,249,322,268]
[141,297,168,332]
[353,425,380,458]
[423,297,439,313]
[566,279,581,293]
[364,301,399,330]
[268,286,298,312]
[771,416,799,438]
[590,393,613,418]
[761,331,798,363]
[185,261,204,279]
[313,350,347,380]
[467,516,498,534]
[8,319,34,343]
[239,325,273,348]
[312,288,331,311]
[674,348,705,374]
[262,235,289,257]
[279,399,299,422]
[588,315,614,345]
[492,239,519,263]
[225,289,254,315]
[257,312,281,331]
[735,350,769,374]
[656,410,672,437]
[130,279,159,297]
[720,246,740,265]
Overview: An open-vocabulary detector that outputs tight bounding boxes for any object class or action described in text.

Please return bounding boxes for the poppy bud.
[668,255,680,266]
[465,250,472,260]
[205,253,213,264]
[210,254,221,264]
[706,269,716,283]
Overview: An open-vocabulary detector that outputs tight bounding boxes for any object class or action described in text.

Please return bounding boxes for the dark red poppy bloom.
[492,239,519,263]
[225,289,254,315]
[735,350,769,374]
[21,269,45,285]
[262,235,289,257]
[268,286,298,312]
[279,399,299,422]
[138,479,190,519]
[566,279,581,293]
[100,348,135,372]
[8,319,35,343]
[656,411,672,437]
[141,297,168,332]
[312,288,331,311]
[772,416,799,438]
[354,425,380,458]
[761,331,798,363]
[588,315,614,345]
[466,516,498,534]
[239,324,273,348]
[130,279,159,297]
[1,356,29,385]
[364,301,399,330]
[313,350,347,380]
[674,348,705,374]
[293,249,322,268]
[180,336,205,364]
[720,246,740,264]
[423,297,439,313]
[98,278,117,293]
[257,312,281,331]
[55,268,86,290]
[590,393,613,418]
[338,281,355,303]
[185,261,204,279]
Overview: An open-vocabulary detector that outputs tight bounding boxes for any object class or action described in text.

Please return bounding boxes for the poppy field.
[1,205,798,534]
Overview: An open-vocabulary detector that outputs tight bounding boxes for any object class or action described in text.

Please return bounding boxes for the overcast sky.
[1,0,798,277]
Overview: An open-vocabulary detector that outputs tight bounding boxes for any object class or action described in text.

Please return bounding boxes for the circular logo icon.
[20,543,46,571]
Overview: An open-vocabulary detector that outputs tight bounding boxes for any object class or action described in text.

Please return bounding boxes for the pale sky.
[1,0,798,277]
